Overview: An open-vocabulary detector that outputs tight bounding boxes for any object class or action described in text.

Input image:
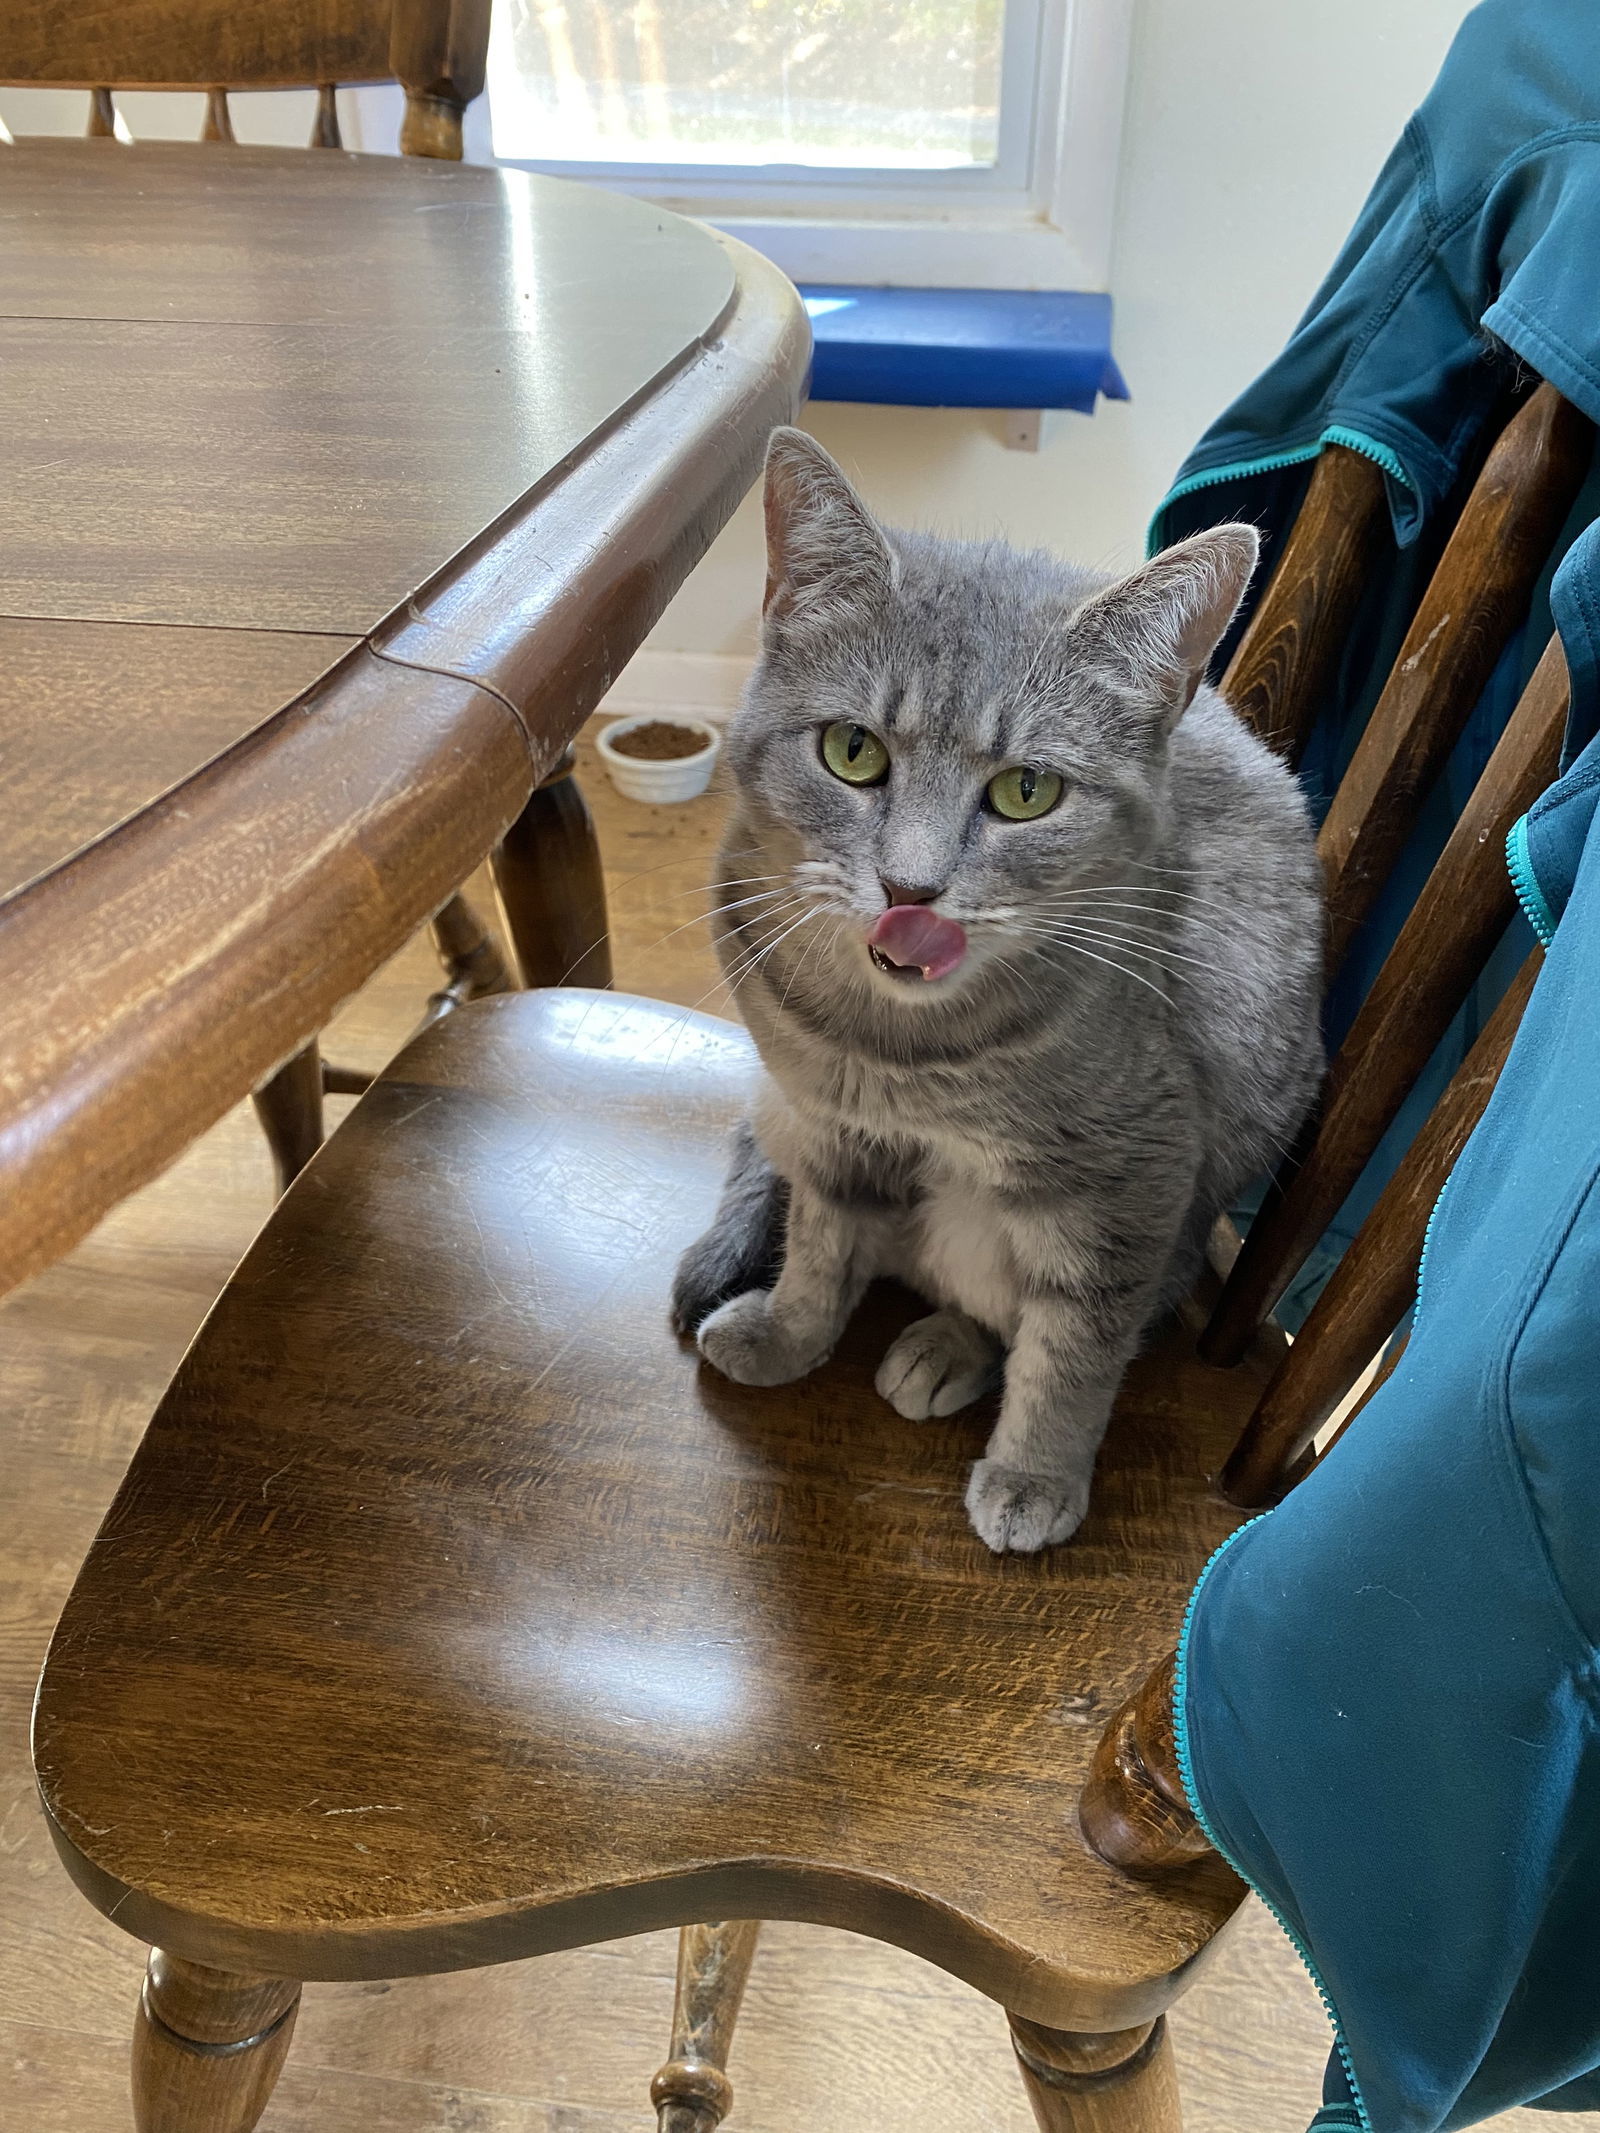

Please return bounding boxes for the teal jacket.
[1153,0,1600,1326]
[1154,0,1600,562]
[1178,518,1600,2131]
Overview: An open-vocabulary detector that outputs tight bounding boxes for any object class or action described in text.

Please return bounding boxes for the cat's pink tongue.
[868,904,968,981]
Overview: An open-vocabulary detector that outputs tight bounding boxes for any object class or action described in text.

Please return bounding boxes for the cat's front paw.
[697,1290,828,1386]
[876,1310,1001,1420]
[965,1459,1089,1554]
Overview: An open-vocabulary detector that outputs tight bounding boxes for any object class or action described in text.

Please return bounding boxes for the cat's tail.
[670,1119,789,1335]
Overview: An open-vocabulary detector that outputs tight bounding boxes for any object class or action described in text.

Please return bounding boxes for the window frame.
[474,0,1134,293]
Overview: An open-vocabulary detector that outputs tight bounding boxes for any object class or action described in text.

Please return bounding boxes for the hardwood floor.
[0,729,1568,2130]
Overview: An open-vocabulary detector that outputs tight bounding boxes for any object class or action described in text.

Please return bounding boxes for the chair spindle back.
[1,0,490,159]
[1206,380,1594,1507]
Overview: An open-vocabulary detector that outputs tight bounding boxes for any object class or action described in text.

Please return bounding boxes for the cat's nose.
[880,878,943,907]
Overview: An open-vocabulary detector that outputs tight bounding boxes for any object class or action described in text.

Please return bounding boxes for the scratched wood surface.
[0,619,353,899]
[36,992,1253,2035]
[0,142,806,1299]
[0,149,736,632]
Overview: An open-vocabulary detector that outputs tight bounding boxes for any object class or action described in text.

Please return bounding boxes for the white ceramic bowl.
[597,715,721,804]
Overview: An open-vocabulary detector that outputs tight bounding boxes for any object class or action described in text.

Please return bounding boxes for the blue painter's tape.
[798,286,1127,412]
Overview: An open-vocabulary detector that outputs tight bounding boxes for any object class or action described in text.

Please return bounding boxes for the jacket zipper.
[1412,1173,1454,1320]
[1169,550,1537,2133]
[1149,428,1411,556]
[1416,822,1558,1307]
[1506,815,1559,947]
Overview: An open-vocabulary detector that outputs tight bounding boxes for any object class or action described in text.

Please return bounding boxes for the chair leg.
[650,1920,762,2133]
[414,890,516,1032]
[250,1041,324,1196]
[1009,2015,1181,2133]
[132,1951,300,2133]
[429,890,514,1002]
[490,749,614,989]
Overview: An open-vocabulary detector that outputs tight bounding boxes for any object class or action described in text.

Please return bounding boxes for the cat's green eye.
[821,721,890,787]
[987,764,1064,821]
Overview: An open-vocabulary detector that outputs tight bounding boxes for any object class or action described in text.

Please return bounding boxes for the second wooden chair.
[1,0,613,1194]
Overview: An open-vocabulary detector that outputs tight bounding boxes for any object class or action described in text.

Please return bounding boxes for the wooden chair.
[2,0,613,1194]
[31,380,1593,2133]
[1083,381,1593,1875]
[4,0,491,158]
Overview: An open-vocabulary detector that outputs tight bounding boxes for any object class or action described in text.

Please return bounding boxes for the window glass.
[490,0,1006,171]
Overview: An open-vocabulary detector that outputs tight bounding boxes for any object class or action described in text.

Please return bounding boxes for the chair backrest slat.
[312,81,343,149]
[1311,1325,1409,1481]
[201,85,234,142]
[1317,383,1591,975]
[5,3,393,91]
[4,0,489,158]
[1221,947,1542,1505]
[1221,443,1389,765]
[1203,632,1569,1368]
[1203,374,1596,1503]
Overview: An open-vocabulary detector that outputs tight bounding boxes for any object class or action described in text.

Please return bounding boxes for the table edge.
[0,240,809,1294]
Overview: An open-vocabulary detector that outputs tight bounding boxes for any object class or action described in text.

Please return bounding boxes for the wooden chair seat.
[36,989,1258,2071]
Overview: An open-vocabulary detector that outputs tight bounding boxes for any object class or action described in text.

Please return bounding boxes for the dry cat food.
[609,720,711,761]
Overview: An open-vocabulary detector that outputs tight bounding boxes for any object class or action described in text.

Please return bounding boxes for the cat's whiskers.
[717,891,810,946]
[792,858,853,903]
[1030,899,1230,946]
[1017,919,1227,978]
[1117,865,1255,912]
[1044,883,1238,919]
[710,903,830,1011]
[641,885,803,957]
[951,904,1194,993]
[988,900,1228,983]
[1022,902,1206,944]
[773,906,838,1023]
[712,887,806,917]
[1004,603,1074,721]
[1026,931,1174,1005]
[1041,898,1223,932]
[540,856,793,988]
[716,899,823,990]
[968,901,1205,960]
[667,871,795,901]
[764,857,859,925]
[718,897,812,969]
[581,845,770,907]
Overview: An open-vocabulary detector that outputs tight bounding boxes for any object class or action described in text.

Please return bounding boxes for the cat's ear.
[762,427,894,630]
[1069,525,1260,733]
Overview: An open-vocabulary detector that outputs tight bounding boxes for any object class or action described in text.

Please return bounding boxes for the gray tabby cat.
[673,429,1322,1552]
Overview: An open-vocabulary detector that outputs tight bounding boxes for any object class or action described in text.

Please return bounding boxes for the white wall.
[0,81,402,150]
[4,0,1475,674]
[647,0,1476,664]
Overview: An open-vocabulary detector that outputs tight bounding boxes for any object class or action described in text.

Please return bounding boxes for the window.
[482,0,1134,291]
[490,0,1009,171]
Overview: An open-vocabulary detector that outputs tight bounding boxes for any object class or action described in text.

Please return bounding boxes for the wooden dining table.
[0,138,808,1297]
